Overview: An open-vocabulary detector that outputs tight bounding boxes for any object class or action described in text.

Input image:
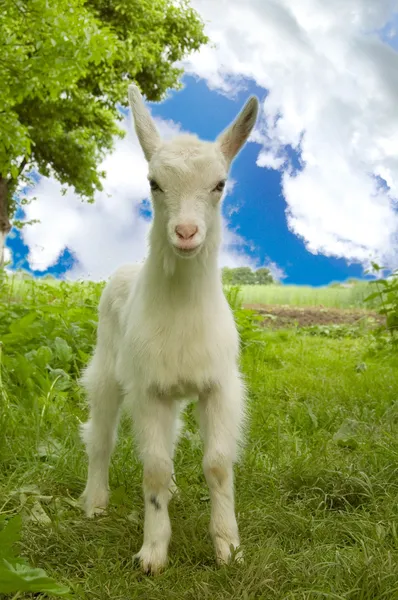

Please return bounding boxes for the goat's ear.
[128,84,161,162]
[217,96,259,163]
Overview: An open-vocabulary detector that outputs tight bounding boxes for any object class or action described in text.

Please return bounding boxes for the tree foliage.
[0,0,119,200]
[0,0,208,251]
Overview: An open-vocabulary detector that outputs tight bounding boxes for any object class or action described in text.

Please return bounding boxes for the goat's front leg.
[198,374,245,565]
[129,392,179,575]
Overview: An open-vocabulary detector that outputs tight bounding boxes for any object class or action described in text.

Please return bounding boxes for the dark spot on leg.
[150,494,161,511]
[209,465,227,487]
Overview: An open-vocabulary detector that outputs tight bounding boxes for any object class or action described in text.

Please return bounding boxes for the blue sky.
[6,1,398,284]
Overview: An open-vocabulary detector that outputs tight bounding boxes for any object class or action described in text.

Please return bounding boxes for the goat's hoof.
[86,505,107,518]
[134,543,168,575]
[80,489,109,518]
[214,537,243,566]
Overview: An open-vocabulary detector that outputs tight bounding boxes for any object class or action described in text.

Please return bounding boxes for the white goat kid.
[80,84,259,574]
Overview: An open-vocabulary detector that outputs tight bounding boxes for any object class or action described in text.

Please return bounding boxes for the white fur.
[80,84,259,574]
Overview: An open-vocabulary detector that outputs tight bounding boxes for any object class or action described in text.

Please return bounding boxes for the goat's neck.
[143,219,222,303]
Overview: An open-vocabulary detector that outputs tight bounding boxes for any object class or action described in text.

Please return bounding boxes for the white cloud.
[1,233,11,267]
[264,260,287,282]
[21,113,255,280]
[22,114,152,280]
[4,247,11,264]
[185,0,398,268]
[219,222,257,269]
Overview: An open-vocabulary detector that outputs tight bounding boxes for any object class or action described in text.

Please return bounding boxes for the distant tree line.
[222,266,275,286]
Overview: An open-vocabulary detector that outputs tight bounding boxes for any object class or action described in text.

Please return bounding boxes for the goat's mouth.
[172,243,202,259]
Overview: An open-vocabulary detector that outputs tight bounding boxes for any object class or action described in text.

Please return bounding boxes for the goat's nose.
[175,224,198,240]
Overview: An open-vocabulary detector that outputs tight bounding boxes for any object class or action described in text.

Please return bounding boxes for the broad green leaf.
[333,419,359,450]
[0,516,71,596]
[53,337,73,364]
[9,312,37,333]
[0,560,71,596]
[364,291,381,302]
[36,345,54,368]
[0,515,22,560]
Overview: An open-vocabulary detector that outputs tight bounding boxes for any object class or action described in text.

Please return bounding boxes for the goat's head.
[128,84,259,259]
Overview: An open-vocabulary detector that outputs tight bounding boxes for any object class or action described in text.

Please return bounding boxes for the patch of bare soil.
[243,303,385,329]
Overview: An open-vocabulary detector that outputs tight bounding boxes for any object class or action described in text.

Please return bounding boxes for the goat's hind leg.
[80,357,122,517]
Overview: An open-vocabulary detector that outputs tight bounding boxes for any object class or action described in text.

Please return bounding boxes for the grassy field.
[238,282,376,308]
[5,274,378,309]
[1,277,398,599]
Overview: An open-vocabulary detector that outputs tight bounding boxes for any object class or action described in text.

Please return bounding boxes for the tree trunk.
[0,177,11,268]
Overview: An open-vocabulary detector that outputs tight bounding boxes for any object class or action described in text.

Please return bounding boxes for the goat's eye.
[149,179,161,192]
[213,180,226,193]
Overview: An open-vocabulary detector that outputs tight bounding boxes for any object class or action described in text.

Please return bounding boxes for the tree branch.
[6,156,27,186]
[17,156,27,176]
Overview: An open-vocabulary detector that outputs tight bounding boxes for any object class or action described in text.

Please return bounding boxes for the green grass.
[238,282,376,308]
[1,277,398,599]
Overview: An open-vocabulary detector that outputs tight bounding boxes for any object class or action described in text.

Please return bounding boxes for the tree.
[222,266,275,286]
[254,267,273,285]
[231,267,256,285]
[0,0,208,266]
[221,267,234,285]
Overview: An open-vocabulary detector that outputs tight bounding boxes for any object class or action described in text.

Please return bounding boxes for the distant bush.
[222,266,274,286]
[298,324,367,339]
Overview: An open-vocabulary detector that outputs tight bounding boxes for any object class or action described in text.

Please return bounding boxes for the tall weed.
[365,263,398,346]
[224,285,265,349]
